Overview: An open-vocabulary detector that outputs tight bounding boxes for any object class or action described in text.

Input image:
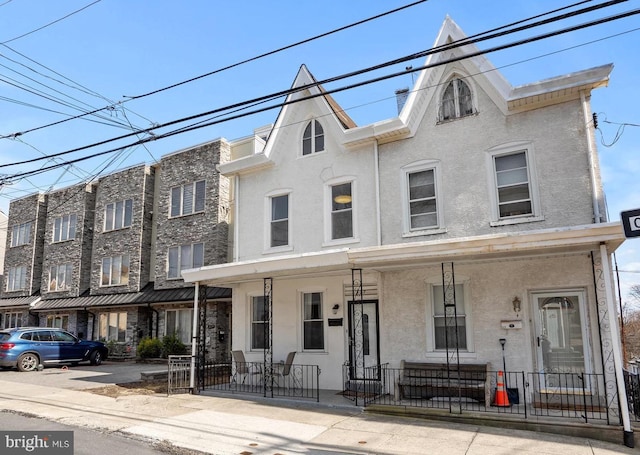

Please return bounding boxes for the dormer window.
[302,120,324,155]
[439,78,473,121]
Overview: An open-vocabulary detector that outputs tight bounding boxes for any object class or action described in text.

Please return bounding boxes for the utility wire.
[0,1,630,171]
[3,7,637,185]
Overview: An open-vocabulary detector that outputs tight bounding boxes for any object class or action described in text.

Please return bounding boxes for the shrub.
[137,337,163,358]
[161,334,188,357]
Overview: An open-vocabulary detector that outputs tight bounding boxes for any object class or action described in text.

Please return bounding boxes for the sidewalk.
[0,378,636,455]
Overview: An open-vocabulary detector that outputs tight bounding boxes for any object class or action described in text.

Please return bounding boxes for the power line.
[3,7,637,186]
[0,2,632,174]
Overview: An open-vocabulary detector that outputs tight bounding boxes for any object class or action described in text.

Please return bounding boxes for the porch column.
[593,246,633,447]
[189,282,200,393]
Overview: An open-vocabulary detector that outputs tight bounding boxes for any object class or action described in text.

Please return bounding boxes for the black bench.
[397,361,490,403]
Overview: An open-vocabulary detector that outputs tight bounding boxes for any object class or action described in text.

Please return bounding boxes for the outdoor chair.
[273,351,298,390]
[231,350,262,385]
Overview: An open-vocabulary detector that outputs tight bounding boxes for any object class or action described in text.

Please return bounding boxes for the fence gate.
[168,355,191,395]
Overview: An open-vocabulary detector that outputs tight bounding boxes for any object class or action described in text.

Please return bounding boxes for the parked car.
[0,327,108,372]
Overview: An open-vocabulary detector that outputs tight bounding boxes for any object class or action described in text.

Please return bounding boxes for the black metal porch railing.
[199,360,321,402]
[342,364,614,424]
[624,369,640,420]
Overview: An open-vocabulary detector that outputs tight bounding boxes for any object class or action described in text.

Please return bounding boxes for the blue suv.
[0,327,109,372]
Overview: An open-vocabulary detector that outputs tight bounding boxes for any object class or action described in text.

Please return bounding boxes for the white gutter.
[581,90,602,223]
[374,140,381,246]
[599,244,633,444]
[189,281,199,392]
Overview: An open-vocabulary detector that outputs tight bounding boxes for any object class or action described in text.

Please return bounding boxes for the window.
[270,194,289,248]
[432,284,468,351]
[101,255,130,286]
[251,296,269,350]
[302,292,324,350]
[99,312,127,342]
[170,180,205,217]
[46,314,69,330]
[408,169,438,230]
[331,182,353,240]
[3,312,22,329]
[439,78,473,121]
[493,151,533,218]
[53,214,77,242]
[104,199,133,231]
[168,243,204,279]
[165,309,193,345]
[11,222,31,247]
[49,264,73,291]
[302,120,324,155]
[6,266,27,291]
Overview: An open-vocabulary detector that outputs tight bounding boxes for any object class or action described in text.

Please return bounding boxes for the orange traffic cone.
[493,371,510,407]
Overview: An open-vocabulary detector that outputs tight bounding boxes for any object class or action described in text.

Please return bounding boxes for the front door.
[533,290,591,390]
[347,300,380,380]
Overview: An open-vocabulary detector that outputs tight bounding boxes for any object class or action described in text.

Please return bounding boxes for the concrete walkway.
[0,378,637,455]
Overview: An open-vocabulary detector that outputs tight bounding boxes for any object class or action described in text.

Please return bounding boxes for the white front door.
[533,290,591,389]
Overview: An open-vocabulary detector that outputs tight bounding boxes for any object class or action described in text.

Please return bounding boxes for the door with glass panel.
[347,300,380,380]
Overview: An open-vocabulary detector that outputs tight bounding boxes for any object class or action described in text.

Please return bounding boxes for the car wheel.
[90,350,103,366]
[17,353,39,372]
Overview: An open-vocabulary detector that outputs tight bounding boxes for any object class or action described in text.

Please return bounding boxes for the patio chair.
[273,351,297,390]
[231,350,261,385]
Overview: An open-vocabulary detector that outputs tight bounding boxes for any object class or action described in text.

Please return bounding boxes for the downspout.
[374,140,381,246]
[600,243,633,446]
[189,281,200,393]
[233,175,240,262]
[84,308,96,340]
[581,90,602,224]
[147,303,159,338]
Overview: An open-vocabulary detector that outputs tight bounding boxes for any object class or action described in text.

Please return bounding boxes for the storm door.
[347,300,380,380]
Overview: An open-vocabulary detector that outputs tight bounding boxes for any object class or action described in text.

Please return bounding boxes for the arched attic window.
[439,78,474,122]
[302,119,324,156]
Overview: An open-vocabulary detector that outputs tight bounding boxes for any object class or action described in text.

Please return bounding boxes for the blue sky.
[0,0,638,298]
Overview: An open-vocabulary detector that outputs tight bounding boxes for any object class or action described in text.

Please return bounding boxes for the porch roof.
[182,222,624,286]
[32,283,231,311]
[0,295,41,309]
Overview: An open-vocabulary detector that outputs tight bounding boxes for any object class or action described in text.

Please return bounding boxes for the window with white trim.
[427,281,473,353]
[251,296,269,350]
[104,199,133,231]
[439,78,474,121]
[101,255,130,286]
[3,311,22,329]
[46,314,69,330]
[408,168,438,230]
[302,292,324,350]
[165,308,193,345]
[270,194,289,248]
[49,264,72,291]
[6,266,27,292]
[302,120,324,156]
[493,151,533,218]
[330,182,353,240]
[168,243,204,279]
[11,222,31,247]
[99,312,127,342]
[53,214,77,242]
[170,180,205,217]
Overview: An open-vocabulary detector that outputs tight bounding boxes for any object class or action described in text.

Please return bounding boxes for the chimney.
[395,88,409,114]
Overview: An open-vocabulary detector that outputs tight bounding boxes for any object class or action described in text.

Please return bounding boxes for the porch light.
[332,304,340,314]
[512,296,521,314]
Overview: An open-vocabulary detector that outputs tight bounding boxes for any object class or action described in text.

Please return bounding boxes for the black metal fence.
[624,369,640,420]
[198,359,321,402]
[343,364,613,424]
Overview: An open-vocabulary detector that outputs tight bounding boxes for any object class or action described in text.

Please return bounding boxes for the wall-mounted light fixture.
[332,304,340,315]
[512,296,521,314]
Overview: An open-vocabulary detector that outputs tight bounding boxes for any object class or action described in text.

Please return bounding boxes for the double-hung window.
[99,312,127,342]
[493,151,533,218]
[46,314,69,330]
[408,168,438,230]
[170,180,205,217]
[7,266,27,291]
[165,309,193,345]
[168,243,204,279]
[11,222,31,247]
[53,214,77,242]
[104,199,133,231]
[302,292,324,350]
[431,283,469,351]
[270,194,289,248]
[101,255,130,286]
[302,120,324,156]
[439,78,473,121]
[331,182,353,240]
[251,296,269,350]
[49,263,72,291]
